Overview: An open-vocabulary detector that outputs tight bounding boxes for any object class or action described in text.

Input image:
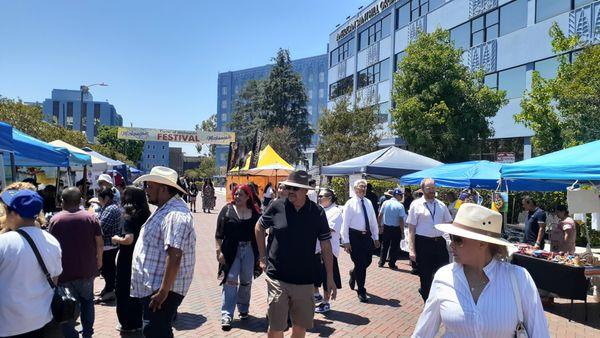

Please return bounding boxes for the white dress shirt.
[413,259,550,338]
[316,203,343,258]
[406,197,453,238]
[341,196,379,243]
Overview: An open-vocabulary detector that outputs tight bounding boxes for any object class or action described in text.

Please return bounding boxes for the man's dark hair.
[98,187,114,200]
[166,185,182,197]
[22,177,38,187]
[309,179,316,187]
[522,195,536,206]
[61,187,81,207]
[75,178,88,188]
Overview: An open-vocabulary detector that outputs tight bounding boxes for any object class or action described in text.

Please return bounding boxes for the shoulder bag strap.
[16,229,56,289]
[509,265,526,329]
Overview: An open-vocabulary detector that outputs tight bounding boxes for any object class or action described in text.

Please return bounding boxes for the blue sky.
[0,0,366,155]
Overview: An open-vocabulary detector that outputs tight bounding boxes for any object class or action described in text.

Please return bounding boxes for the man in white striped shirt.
[131,167,196,338]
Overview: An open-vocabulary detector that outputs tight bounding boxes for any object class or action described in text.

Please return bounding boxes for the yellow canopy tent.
[226,145,293,202]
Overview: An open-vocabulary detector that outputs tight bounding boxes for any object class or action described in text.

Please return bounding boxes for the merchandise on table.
[516,244,599,267]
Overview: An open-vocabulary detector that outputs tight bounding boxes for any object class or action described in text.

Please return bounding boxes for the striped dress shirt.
[413,259,549,338]
[130,196,196,298]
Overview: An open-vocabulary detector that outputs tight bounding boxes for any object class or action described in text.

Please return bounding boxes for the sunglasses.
[318,194,331,199]
[284,185,300,191]
[450,234,464,246]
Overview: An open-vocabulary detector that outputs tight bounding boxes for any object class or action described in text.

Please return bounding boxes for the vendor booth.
[0,122,14,189]
[226,145,293,202]
[49,140,108,186]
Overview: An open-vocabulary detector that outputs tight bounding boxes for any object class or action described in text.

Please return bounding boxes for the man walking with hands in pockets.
[255,170,337,338]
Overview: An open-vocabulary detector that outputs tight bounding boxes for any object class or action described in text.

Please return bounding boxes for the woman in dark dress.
[215,184,261,331]
[111,186,151,333]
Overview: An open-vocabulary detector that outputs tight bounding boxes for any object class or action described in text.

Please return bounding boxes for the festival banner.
[117,127,235,144]
[226,142,238,172]
[249,130,264,170]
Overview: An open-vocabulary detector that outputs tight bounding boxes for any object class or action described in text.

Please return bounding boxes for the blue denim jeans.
[60,277,95,338]
[221,241,254,317]
[141,291,183,338]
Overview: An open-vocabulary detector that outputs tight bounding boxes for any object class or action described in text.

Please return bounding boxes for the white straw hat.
[435,203,512,247]
[133,166,187,195]
[97,174,113,185]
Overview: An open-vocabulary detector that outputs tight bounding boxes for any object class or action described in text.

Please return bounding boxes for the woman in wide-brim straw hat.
[412,203,550,338]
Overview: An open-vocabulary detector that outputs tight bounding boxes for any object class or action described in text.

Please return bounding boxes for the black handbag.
[16,229,80,324]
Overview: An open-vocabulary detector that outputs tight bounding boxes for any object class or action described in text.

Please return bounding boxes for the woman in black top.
[111,186,150,333]
[215,184,260,331]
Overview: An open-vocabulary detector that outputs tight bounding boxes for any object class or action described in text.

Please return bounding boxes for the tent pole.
[9,152,16,183]
[55,167,61,210]
[83,165,88,203]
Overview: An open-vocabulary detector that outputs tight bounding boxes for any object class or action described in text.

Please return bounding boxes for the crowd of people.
[0,166,560,337]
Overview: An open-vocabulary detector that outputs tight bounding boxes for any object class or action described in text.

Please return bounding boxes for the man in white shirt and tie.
[341,179,380,303]
[407,178,453,302]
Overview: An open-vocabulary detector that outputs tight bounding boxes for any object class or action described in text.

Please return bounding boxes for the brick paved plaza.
[91,191,600,337]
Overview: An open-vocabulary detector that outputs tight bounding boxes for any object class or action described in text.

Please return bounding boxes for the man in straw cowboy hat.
[413,203,549,337]
[130,166,196,338]
[255,170,337,338]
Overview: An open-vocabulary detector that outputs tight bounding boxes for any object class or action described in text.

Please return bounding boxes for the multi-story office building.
[215,54,329,168]
[327,0,597,161]
[139,141,169,172]
[42,89,123,143]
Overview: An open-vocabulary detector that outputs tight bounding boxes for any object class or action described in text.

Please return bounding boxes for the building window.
[500,0,527,36]
[66,102,74,129]
[484,72,498,90]
[162,155,165,159]
[534,56,560,79]
[94,103,101,136]
[81,102,87,132]
[153,155,155,159]
[162,145,165,150]
[498,65,527,99]
[450,22,471,51]
[536,0,571,23]
[308,90,313,100]
[471,10,499,46]
[221,100,227,109]
[221,86,227,95]
[307,106,313,115]
[319,72,325,83]
[329,75,354,100]
[394,51,407,72]
[396,0,428,29]
[330,38,355,67]
[147,144,151,150]
[429,0,445,11]
[318,88,324,98]
[147,154,150,159]
[359,14,391,50]
[221,113,227,122]
[357,58,390,89]
[52,101,59,124]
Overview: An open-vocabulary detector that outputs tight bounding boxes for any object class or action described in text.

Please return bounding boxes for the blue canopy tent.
[501,140,600,184]
[321,146,443,179]
[401,160,569,191]
[0,122,14,152]
[9,128,70,167]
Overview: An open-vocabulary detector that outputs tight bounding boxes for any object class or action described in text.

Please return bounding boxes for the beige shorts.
[266,276,315,331]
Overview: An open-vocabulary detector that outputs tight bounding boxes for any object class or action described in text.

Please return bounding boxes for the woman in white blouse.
[413,203,549,338]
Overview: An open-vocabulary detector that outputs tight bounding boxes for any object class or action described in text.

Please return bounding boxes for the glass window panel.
[397,4,411,28]
[330,49,338,66]
[412,8,420,19]
[484,73,498,89]
[359,30,369,50]
[535,57,560,79]
[412,0,419,7]
[498,65,526,99]
[486,24,499,40]
[472,16,484,31]
[420,4,428,15]
[536,0,570,23]
[450,22,471,50]
[500,0,527,36]
[486,10,499,26]
[430,0,445,10]
[382,15,391,37]
[379,58,391,81]
[472,31,484,46]
[394,51,406,71]
[575,0,594,8]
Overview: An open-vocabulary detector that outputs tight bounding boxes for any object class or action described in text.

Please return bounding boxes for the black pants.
[415,235,449,301]
[141,291,184,338]
[379,225,402,266]
[349,229,374,294]
[116,251,142,330]
[101,248,118,293]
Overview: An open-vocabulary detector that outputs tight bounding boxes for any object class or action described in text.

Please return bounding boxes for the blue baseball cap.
[0,189,44,219]
[393,188,404,196]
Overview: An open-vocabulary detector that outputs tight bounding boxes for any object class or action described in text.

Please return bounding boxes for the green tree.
[262,126,305,164]
[97,125,144,164]
[317,95,381,165]
[391,28,507,162]
[184,156,217,179]
[195,114,217,156]
[229,79,267,150]
[516,23,600,155]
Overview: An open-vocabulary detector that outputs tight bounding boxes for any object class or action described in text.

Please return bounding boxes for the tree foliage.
[316,95,381,165]
[97,126,144,164]
[391,28,507,162]
[229,49,313,164]
[195,114,217,156]
[0,97,134,165]
[262,126,305,165]
[516,23,600,155]
[183,156,217,179]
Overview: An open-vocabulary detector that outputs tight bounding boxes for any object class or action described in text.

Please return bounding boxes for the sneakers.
[95,290,115,303]
[115,324,141,333]
[313,293,324,303]
[239,312,249,320]
[221,315,232,331]
[358,292,368,303]
[315,302,330,313]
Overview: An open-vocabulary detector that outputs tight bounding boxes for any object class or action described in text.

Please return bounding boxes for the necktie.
[361,198,372,237]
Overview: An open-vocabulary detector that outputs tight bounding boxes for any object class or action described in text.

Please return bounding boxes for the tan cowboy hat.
[435,203,512,247]
[133,166,187,195]
[280,170,314,190]
[384,189,394,197]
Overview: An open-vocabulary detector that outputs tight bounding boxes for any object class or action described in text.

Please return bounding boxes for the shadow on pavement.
[322,309,370,326]
[309,318,336,337]
[544,300,600,329]
[366,293,401,307]
[172,312,207,330]
[231,314,268,333]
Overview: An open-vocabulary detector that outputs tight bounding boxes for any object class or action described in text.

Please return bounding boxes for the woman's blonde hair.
[0,182,46,233]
